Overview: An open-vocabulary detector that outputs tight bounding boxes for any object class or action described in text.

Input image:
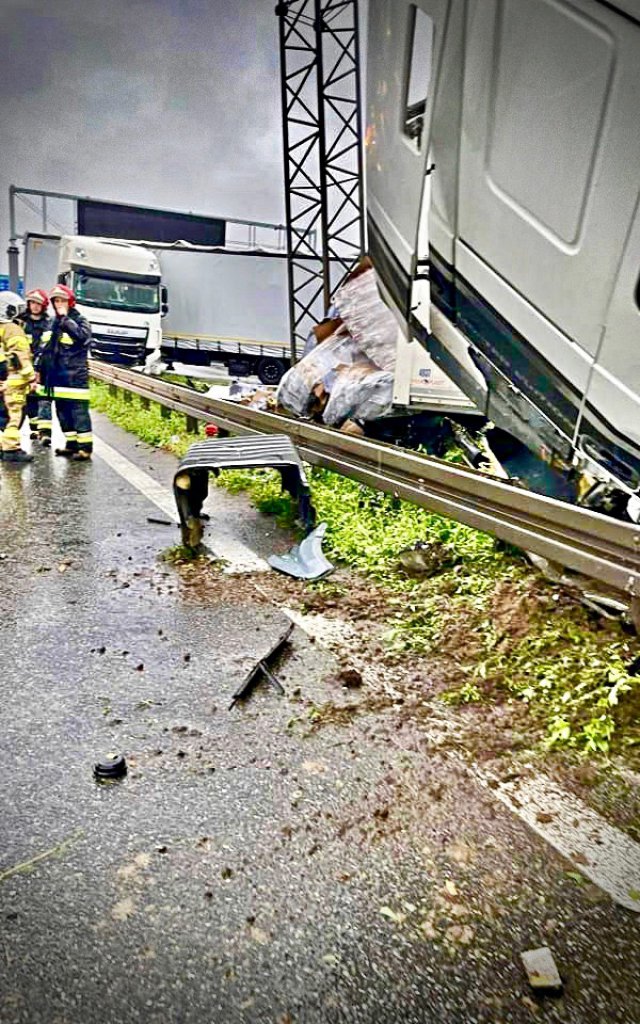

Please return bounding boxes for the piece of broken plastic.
[268,522,334,580]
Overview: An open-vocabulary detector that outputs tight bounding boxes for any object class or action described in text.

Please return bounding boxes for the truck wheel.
[257,357,286,385]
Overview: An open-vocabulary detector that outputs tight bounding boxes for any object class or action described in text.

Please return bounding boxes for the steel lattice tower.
[276,0,365,359]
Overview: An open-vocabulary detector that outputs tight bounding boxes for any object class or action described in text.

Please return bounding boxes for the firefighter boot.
[2,449,33,463]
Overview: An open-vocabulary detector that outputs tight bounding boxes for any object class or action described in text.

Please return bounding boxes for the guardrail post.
[185,415,199,434]
[140,396,150,410]
[160,405,171,420]
[123,390,132,404]
[109,384,117,399]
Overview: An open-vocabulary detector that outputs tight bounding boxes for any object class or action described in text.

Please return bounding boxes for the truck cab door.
[366,0,443,333]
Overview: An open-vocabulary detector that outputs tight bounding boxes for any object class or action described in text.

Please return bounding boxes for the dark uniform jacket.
[19,313,52,359]
[38,309,92,397]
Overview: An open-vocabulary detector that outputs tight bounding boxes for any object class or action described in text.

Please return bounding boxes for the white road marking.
[472,765,640,913]
[93,437,177,521]
[92,435,269,573]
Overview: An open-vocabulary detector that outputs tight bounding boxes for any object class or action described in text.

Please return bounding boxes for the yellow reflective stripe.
[41,330,74,346]
[37,387,90,399]
[76,433,93,442]
[64,432,78,440]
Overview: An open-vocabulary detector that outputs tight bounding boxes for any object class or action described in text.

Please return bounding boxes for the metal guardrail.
[90,360,640,599]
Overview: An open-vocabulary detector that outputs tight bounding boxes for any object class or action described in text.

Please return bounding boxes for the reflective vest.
[0,321,34,391]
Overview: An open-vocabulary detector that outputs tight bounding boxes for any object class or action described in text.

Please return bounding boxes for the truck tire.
[257,357,286,385]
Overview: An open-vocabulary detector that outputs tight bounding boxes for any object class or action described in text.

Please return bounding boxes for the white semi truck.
[22,232,295,381]
[23,233,166,366]
[366,0,640,514]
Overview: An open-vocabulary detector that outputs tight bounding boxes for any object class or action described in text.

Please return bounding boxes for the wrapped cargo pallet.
[332,266,399,373]
[276,328,359,419]
[323,361,394,426]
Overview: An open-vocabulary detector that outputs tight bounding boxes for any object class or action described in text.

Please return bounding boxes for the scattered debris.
[337,667,363,689]
[379,906,407,925]
[93,753,128,781]
[173,433,317,550]
[249,925,270,945]
[147,516,175,527]
[268,522,334,581]
[229,621,293,710]
[520,946,563,994]
[397,541,460,578]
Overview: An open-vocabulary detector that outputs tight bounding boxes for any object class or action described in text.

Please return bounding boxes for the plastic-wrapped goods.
[276,328,359,418]
[332,267,398,373]
[323,361,394,426]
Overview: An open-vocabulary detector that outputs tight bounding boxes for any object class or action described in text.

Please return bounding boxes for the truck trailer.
[366,0,640,518]
[23,232,294,381]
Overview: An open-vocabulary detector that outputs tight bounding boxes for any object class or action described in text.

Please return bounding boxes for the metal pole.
[10,184,282,232]
[9,185,17,245]
[315,0,332,313]
[7,245,20,292]
[7,185,19,290]
[42,195,48,233]
[353,0,366,256]
[276,2,299,366]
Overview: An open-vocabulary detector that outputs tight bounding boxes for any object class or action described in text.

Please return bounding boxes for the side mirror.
[160,286,169,317]
[161,303,169,317]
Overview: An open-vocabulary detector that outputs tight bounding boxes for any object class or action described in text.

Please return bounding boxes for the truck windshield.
[73,271,160,313]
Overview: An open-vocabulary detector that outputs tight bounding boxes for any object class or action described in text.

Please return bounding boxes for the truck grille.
[90,325,149,367]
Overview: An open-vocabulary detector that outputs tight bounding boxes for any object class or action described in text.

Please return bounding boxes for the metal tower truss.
[276,0,365,359]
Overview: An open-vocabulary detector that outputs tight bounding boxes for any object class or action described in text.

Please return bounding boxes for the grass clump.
[215,468,298,528]
[469,614,640,753]
[90,380,193,457]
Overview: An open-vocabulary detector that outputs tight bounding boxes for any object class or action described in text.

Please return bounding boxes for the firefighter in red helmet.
[18,288,52,444]
[37,284,93,460]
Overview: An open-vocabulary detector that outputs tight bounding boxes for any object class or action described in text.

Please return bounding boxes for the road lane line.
[471,765,640,913]
[93,435,269,572]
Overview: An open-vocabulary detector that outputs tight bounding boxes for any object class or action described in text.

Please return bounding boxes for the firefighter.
[0,291,36,464]
[38,284,93,461]
[19,288,52,445]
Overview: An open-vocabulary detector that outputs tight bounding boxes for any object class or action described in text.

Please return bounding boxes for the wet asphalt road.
[0,417,639,1024]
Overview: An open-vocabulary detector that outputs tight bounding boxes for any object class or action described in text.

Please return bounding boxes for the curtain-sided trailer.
[366,0,640,517]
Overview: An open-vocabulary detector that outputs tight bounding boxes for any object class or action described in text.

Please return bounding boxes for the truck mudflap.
[173,433,333,580]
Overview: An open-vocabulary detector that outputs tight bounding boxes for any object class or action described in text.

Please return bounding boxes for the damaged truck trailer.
[359,0,640,518]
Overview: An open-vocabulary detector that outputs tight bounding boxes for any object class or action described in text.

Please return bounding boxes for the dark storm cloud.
[2,0,285,261]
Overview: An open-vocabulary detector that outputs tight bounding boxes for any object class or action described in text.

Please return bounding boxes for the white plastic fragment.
[521,947,563,992]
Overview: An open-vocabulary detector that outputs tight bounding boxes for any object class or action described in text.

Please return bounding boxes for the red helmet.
[49,284,76,308]
[25,288,49,309]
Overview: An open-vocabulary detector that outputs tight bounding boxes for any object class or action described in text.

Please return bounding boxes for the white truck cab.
[58,236,165,366]
[24,233,167,366]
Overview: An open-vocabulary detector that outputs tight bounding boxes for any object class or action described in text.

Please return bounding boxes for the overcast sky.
[1,0,286,269]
